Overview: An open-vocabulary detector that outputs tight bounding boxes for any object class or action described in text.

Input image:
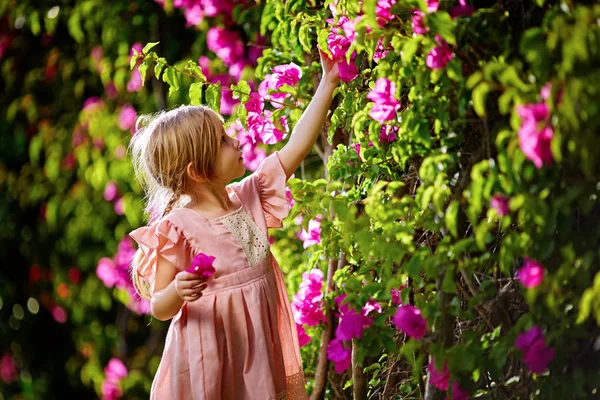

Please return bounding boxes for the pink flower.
[516,103,553,168]
[428,358,450,390]
[412,10,429,35]
[338,59,359,82]
[220,87,238,115]
[426,36,453,70]
[379,125,398,142]
[327,338,351,373]
[186,253,216,278]
[292,269,325,327]
[393,304,428,339]
[448,381,470,400]
[241,143,266,171]
[105,82,117,99]
[540,83,552,101]
[104,181,119,202]
[427,0,440,12]
[515,326,554,374]
[367,78,401,123]
[351,142,362,161]
[52,306,67,323]
[206,27,244,66]
[298,218,322,248]
[245,92,264,114]
[335,295,373,341]
[183,3,204,26]
[450,0,474,18]
[517,258,544,288]
[118,104,137,131]
[270,63,302,89]
[83,97,104,112]
[296,323,311,346]
[105,358,128,382]
[114,198,125,216]
[286,187,295,208]
[127,68,143,92]
[362,299,382,316]
[97,257,118,287]
[373,38,390,63]
[390,283,407,305]
[101,379,123,400]
[327,32,352,60]
[490,194,510,216]
[376,0,397,26]
[0,353,18,384]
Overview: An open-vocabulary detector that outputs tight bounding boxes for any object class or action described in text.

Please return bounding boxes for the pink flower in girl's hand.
[186,253,216,278]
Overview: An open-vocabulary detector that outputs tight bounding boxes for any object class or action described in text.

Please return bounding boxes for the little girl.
[128,50,339,400]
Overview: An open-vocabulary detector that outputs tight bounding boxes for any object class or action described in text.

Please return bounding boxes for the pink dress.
[129,153,308,400]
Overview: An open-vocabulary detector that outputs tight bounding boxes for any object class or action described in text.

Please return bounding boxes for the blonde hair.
[128,105,224,299]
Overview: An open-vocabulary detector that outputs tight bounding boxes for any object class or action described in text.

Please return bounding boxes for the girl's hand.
[174,271,208,302]
[319,46,340,87]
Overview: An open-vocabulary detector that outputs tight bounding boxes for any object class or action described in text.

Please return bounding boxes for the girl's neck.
[187,182,236,214]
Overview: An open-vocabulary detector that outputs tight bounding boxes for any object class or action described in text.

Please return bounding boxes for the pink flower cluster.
[101,358,128,400]
[185,253,216,278]
[428,358,470,398]
[517,258,544,288]
[327,294,382,373]
[96,237,151,315]
[128,43,143,92]
[393,304,428,339]
[411,0,439,35]
[156,0,236,27]
[104,181,126,216]
[118,104,137,134]
[298,217,322,248]
[292,269,326,329]
[490,194,510,216]
[515,326,555,373]
[0,353,18,384]
[367,78,401,123]
[325,16,359,82]
[449,0,475,19]
[226,120,266,172]
[426,35,453,70]
[516,84,554,168]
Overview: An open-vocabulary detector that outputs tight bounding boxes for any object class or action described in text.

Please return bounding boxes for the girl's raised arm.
[278,48,340,180]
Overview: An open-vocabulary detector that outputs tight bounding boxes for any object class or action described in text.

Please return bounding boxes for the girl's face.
[212,127,245,182]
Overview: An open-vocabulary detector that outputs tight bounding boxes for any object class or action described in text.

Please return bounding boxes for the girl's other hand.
[175,271,208,302]
[318,46,340,87]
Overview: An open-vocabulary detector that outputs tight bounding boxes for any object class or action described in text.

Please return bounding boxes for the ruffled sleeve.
[129,218,193,295]
[255,151,290,228]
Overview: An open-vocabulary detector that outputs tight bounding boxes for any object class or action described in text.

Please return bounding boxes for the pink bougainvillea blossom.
[206,27,244,66]
[245,92,264,114]
[516,102,553,168]
[104,181,119,202]
[375,0,397,26]
[105,358,128,382]
[428,358,450,390]
[362,299,383,316]
[380,125,398,142]
[390,282,408,305]
[114,198,125,216]
[186,253,216,278]
[286,187,295,208]
[412,10,429,35]
[338,59,359,82]
[517,258,544,288]
[367,78,401,123]
[393,304,428,339]
[296,323,311,346]
[373,38,391,63]
[449,381,470,400]
[427,0,440,12]
[292,269,325,327]
[0,353,18,384]
[270,63,302,89]
[101,379,123,400]
[119,104,137,131]
[298,217,322,248]
[334,294,374,341]
[490,194,510,216]
[450,0,475,18]
[515,325,555,373]
[183,3,204,26]
[426,35,453,70]
[242,143,266,171]
[327,338,351,373]
[127,43,144,92]
[52,306,67,323]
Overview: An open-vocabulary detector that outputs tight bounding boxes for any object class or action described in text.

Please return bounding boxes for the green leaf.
[162,68,180,97]
[189,82,204,105]
[185,60,206,81]
[472,82,491,117]
[67,13,85,44]
[445,200,459,238]
[442,266,457,294]
[299,24,312,53]
[427,12,456,46]
[231,80,251,102]
[206,83,222,112]
[142,42,160,54]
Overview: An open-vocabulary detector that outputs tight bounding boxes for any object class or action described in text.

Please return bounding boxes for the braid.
[162,174,185,218]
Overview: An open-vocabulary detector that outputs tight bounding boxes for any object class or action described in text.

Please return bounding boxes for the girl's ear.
[186,162,207,183]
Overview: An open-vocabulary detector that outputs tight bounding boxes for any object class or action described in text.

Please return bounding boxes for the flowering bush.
[1,0,600,399]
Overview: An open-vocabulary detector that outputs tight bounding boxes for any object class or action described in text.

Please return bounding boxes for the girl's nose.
[233,137,240,149]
